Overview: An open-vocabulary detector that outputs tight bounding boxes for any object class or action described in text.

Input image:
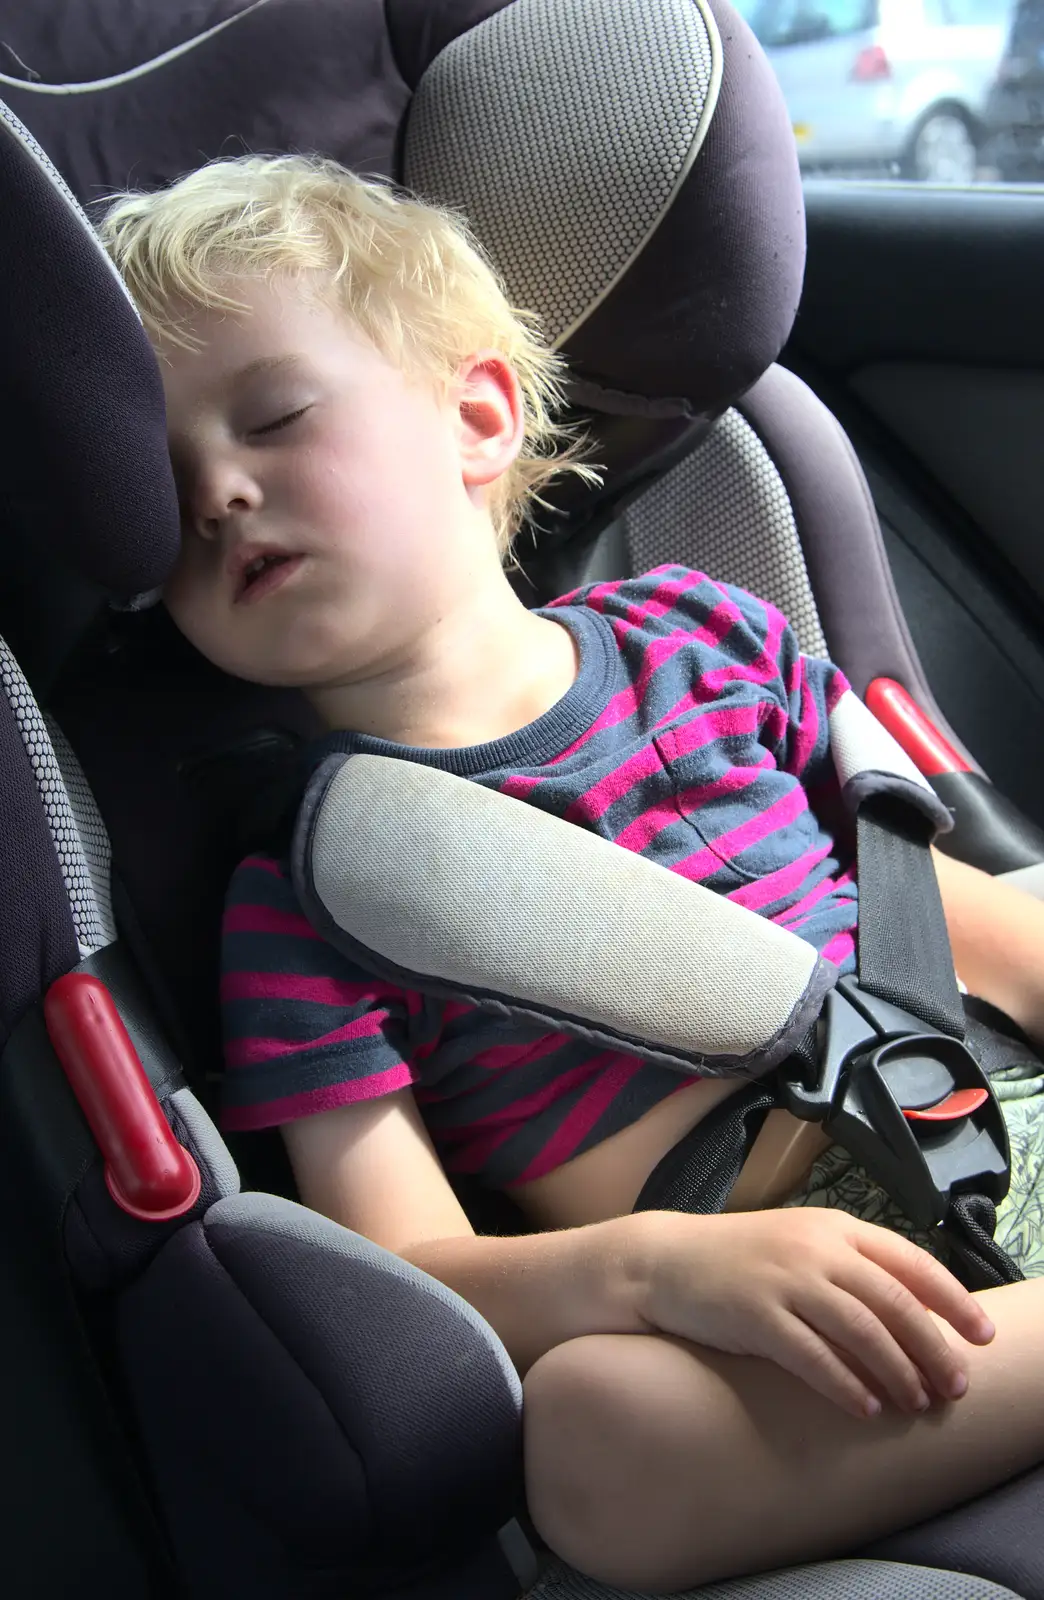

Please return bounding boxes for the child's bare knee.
[522,1339,626,1574]
[523,1335,685,1586]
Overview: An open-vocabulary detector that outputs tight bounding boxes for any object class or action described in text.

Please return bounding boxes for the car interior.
[1,2,1044,1598]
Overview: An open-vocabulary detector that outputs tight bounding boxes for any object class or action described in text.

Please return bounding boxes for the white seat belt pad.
[292,755,836,1081]
[829,690,954,834]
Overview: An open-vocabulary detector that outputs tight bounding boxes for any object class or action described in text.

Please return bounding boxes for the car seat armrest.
[117,1194,523,1597]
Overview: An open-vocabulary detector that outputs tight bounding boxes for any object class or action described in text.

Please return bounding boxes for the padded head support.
[403,0,804,417]
[2,0,803,607]
[0,105,179,605]
[3,0,801,419]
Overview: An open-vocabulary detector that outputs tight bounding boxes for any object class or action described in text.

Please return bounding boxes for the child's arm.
[282,1089,652,1374]
[933,847,1044,1045]
[282,1090,991,1415]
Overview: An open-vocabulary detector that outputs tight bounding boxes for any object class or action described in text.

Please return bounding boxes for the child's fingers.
[842,1258,972,1402]
[793,1281,933,1414]
[758,1309,884,1420]
[853,1226,997,1348]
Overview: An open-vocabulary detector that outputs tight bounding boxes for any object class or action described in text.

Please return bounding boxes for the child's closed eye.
[250,406,311,437]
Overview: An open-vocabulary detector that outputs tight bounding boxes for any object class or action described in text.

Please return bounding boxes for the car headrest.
[4,0,801,415]
[0,105,180,608]
[400,0,804,419]
[2,1,800,573]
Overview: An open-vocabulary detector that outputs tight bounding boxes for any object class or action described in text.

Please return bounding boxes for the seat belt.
[639,793,1023,1291]
[855,795,1023,1290]
[856,798,965,1040]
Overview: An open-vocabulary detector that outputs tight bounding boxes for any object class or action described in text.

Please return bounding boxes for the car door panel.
[850,363,1044,601]
[785,180,1044,823]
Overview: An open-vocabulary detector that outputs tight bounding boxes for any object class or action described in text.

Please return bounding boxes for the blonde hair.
[97,153,600,559]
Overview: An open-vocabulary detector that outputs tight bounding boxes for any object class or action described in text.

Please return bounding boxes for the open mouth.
[235,552,304,604]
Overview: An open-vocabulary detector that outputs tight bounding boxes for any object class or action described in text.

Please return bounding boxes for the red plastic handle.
[903,1087,988,1124]
[44,972,201,1222]
[865,678,971,778]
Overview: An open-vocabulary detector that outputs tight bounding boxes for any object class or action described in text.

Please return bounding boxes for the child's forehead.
[158,277,328,347]
[155,282,383,387]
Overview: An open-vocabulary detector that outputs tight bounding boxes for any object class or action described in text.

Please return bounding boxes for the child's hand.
[637,1208,996,1419]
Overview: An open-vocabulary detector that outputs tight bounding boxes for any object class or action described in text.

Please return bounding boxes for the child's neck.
[308,579,580,750]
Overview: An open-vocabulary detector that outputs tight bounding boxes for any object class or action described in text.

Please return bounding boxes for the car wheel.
[905,111,978,184]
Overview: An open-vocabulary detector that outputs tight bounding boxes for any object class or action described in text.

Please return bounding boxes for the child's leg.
[523,1279,1044,1593]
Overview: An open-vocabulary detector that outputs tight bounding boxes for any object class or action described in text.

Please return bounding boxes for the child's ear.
[455,352,524,490]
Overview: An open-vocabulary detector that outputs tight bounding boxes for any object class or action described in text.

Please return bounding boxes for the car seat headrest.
[403,0,805,422]
[0,0,802,639]
[0,104,180,606]
[2,0,802,490]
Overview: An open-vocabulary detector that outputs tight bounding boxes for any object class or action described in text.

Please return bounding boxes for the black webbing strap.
[856,794,1022,1290]
[633,1081,778,1214]
[947,1193,1023,1290]
[856,795,965,1040]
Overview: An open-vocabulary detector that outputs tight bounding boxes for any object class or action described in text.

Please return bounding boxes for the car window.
[940,1,1013,23]
[743,0,1044,186]
[738,1,877,49]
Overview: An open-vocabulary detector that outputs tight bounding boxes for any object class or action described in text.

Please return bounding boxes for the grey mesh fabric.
[613,362,981,775]
[527,1558,1025,1600]
[294,753,833,1077]
[404,0,719,347]
[622,408,828,659]
[0,635,112,958]
[721,366,980,770]
[117,1191,524,1597]
[166,1087,240,1204]
[46,716,116,948]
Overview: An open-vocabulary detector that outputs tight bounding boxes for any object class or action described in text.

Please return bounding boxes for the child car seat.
[2,2,1044,1598]
[3,0,1042,876]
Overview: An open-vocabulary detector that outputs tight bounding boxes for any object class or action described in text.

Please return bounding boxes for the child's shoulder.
[548,564,781,647]
[220,850,363,979]
[549,564,767,628]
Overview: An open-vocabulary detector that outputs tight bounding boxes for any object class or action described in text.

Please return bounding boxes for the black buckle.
[780,977,1011,1229]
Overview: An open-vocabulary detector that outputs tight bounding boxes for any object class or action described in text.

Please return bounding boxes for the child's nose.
[192,469,262,539]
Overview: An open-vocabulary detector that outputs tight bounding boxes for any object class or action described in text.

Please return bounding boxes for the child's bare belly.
[508,1075,833,1230]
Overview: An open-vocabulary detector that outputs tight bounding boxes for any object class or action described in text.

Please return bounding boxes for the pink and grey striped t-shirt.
[219,566,859,1187]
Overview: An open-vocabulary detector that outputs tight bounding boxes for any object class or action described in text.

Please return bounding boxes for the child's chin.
[234,663,320,689]
[239,655,344,692]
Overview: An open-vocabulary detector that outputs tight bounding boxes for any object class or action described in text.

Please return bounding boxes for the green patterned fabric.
[781,1064,1044,1275]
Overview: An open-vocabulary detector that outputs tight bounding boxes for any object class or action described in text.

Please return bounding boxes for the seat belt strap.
[856,794,1023,1289]
[855,795,965,1040]
[632,1081,779,1214]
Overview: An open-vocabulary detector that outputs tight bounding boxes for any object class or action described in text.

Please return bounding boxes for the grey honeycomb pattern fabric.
[527,1558,1022,1600]
[623,411,829,660]
[404,0,718,345]
[0,637,112,958]
[47,718,116,950]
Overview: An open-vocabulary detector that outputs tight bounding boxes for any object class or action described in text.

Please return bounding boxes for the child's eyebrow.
[224,353,305,388]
